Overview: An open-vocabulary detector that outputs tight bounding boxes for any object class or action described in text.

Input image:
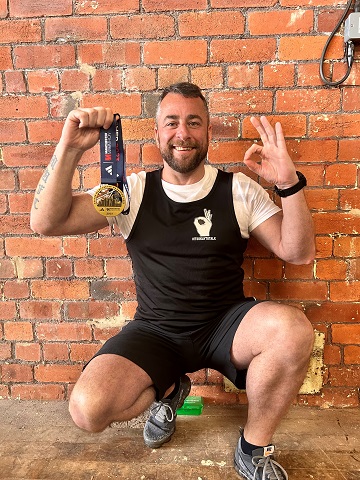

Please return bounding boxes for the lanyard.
[94,113,130,216]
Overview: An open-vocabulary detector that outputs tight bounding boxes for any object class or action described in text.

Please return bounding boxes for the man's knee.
[69,387,110,433]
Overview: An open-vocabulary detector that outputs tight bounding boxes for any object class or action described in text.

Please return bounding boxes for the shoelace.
[150,401,175,423]
[252,454,289,480]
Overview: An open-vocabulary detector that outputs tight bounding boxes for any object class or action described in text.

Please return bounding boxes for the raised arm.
[30,107,114,236]
[244,116,315,265]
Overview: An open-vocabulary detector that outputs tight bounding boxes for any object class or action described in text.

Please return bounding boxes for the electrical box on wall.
[344,12,360,42]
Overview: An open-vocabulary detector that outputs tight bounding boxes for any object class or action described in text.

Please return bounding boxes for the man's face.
[155,93,211,175]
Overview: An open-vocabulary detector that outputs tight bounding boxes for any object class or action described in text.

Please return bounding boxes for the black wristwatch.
[274,171,307,198]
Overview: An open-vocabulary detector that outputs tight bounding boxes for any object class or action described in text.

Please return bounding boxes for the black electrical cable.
[319,0,355,86]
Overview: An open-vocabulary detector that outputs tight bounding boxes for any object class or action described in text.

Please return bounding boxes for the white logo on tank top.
[192,209,216,241]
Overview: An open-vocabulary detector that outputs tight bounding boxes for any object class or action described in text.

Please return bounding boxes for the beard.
[159,140,209,175]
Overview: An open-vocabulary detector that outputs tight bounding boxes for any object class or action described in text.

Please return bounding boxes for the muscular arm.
[30,107,113,236]
[245,116,315,265]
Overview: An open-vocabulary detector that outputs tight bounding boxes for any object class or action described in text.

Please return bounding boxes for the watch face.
[93,185,126,216]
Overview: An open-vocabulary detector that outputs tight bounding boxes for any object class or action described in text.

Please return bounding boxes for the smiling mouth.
[173,146,194,151]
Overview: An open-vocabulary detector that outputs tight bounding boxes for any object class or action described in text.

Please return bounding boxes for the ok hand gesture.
[244,116,298,189]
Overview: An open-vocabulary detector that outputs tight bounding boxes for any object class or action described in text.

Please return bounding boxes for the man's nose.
[175,123,191,140]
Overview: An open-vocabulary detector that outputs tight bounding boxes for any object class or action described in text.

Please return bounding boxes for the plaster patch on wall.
[223,330,325,395]
[79,63,96,78]
[87,313,127,329]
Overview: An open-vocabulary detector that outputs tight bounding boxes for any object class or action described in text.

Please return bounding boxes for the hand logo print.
[194,209,213,237]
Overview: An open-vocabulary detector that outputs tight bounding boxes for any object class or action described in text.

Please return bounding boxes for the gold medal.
[93,184,126,217]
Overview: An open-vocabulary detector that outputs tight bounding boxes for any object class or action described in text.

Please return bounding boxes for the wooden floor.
[0,400,359,479]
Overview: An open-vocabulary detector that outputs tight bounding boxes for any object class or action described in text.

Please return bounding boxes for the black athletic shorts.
[89,299,260,400]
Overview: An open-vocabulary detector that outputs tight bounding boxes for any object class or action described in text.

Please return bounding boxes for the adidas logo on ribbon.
[105,165,113,175]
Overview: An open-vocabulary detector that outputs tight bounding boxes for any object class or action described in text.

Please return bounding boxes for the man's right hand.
[59,107,114,154]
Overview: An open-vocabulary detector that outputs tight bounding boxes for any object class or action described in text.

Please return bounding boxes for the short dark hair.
[156,82,209,123]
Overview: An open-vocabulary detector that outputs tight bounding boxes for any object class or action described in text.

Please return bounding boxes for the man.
[30,82,315,480]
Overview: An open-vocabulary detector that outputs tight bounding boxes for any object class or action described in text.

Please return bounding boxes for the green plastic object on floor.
[176,396,204,415]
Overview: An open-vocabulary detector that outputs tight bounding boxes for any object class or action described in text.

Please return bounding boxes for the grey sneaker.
[234,434,288,480]
[143,375,191,448]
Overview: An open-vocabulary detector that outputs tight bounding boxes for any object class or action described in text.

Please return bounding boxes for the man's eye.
[189,122,200,127]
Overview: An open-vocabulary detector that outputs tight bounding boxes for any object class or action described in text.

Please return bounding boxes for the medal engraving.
[93,185,126,217]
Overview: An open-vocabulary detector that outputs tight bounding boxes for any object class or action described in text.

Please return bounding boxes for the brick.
[66,301,119,320]
[74,258,104,278]
[110,14,174,39]
[315,259,348,280]
[249,9,313,35]
[70,343,100,361]
[46,259,73,278]
[306,303,360,325]
[60,70,90,92]
[124,67,156,91]
[0,169,15,190]
[342,87,360,112]
[143,0,206,11]
[90,279,136,301]
[5,237,62,257]
[0,259,16,279]
[211,117,240,140]
[14,45,75,69]
[34,364,82,383]
[3,280,30,299]
[15,343,41,362]
[105,258,133,278]
[191,66,223,90]
[89,237,128,257]
[2,364,33,383]
[11,384,65,400]
[324,345,341,365]
[37,322,92,341]
[4,321,33,340]
[284,263,313,280]
[179,11,245,36]
[0,301,16,320]
[286,139,337,163]
[228,64,260,88]
[27,70,59,93]
[0,342,11,360]
[9,192,35,213]
[243,280,267,300]
[142,144,163,165]
[310,113,360,138]
[254,258,283,279]
[330,282,360,302]
[144,40,207,65]
[92,69,122,92]
[325,163,357,187]
[75,0,138,14]
[297,387,359,408]
[344,346,360,364]
[340,189,360,210]
[43,343,69,361]
[318,8,347,33]
[333,62,360,87]
[45,17,108,42]
[120,301,137,321]
[242,115,307,139]
[63,237,87,257]
[313,212,360,235]
[263,63,295,87]
[335,236,360,259]
[5,71,26,93]
[81,93,141,116]
[0,120,26,143]
[270,281,328,301]
[306,189,338,211]
[297,63,324,87]
[27,120,64,143]
[158,66,189,87]
[49,94,81,119]
[20,301,61,320]
[0,96,48,119]
[332,324,360,344]
[9,0,72,17]
[211,38,276,63]
[328,366,360,387]
[213,0,276,5]
[0,193,7,214]
[78,42,140,66]
[276,89,340,113]
[0,19,41,43]
[0,0,7,17]
[122,118,154,141]
[338,139,360,161]
[279,35,343,61]
[208,141,252,165]
[209,91,273,114]
[0,215,32,234]
[0,46,12,69]
[31,280,89,300]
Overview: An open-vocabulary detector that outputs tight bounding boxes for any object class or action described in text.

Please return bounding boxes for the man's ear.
[208,122,213,141]
[154,126,160,147]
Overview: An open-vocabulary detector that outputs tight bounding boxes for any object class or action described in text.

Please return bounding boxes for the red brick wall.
[1,1,359,407]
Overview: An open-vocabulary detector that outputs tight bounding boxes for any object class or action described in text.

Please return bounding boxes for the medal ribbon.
[100,113,130,215]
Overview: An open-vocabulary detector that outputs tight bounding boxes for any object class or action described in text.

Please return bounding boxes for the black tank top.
[126,168,248,326]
